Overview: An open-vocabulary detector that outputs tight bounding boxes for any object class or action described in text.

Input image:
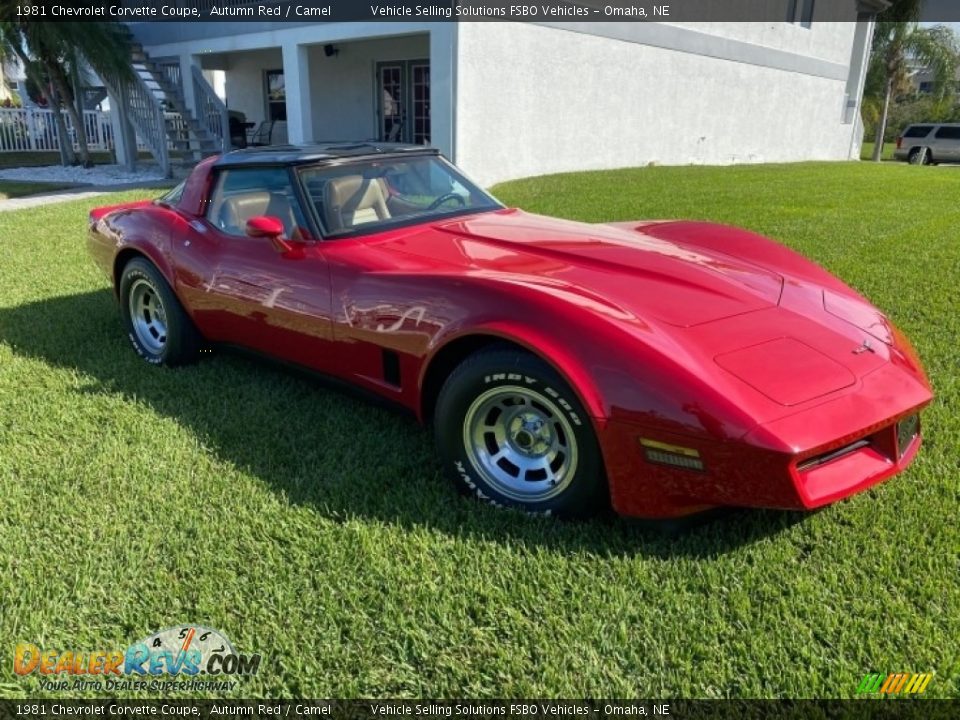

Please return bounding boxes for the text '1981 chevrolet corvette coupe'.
[88,144,933,519]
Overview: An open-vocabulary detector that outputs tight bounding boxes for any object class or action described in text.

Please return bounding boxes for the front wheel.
[435,347,606,517]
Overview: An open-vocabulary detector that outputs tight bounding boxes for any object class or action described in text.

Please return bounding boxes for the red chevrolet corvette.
[87,144,932,519]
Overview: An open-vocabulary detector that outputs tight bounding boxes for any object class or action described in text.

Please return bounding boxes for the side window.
[157,180,185,206]
[786,0,814,27]
[205,167,308,239]
[904,125,934,138]
[934,126,960,140]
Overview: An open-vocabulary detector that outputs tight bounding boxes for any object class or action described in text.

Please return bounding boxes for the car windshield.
[298,155,502,237]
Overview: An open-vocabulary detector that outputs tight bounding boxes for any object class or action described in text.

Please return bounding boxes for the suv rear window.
[935,126,960,139]
[904,125,934,138]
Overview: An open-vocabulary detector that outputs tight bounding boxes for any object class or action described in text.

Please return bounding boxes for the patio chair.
[228,111,251,149]
[248,121,274,147]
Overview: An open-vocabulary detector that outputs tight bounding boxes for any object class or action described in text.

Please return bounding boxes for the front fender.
[607,219,856,296]
[417,276,760,445]
[421,319,609,425]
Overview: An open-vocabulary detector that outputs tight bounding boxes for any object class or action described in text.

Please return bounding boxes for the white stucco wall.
[210,36,432,141]
[306,34,429,141]
[455,22,865,186]
[218,47,283,127]
[138,20,870,187]
[673,22,857,65]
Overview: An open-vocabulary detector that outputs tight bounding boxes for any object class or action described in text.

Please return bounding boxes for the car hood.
[387,209,783,327]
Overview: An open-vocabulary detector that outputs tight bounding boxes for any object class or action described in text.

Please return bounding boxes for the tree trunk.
[8,43,75,165]
[46,83,76,166]
[72,62,84,119]
[48,63,92,167]
[72,62,88,152]
[871,76,894,162]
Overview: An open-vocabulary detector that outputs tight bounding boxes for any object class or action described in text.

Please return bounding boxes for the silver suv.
[894,123,960,164]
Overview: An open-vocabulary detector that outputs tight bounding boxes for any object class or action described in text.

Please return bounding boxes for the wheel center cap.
[509,412,551,455]
[515,430,534,449]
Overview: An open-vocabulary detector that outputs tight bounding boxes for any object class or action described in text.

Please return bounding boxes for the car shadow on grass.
[0,289,811,559]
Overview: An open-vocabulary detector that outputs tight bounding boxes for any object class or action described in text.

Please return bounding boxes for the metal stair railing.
[101,70,171,177]
[191,65,231,152]
[158,61,183,96]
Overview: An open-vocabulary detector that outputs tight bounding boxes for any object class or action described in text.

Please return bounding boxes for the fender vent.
[382,350,401,387]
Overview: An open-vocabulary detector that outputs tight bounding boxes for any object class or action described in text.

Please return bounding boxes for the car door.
[173,165,336,372]
[932,125,960,161]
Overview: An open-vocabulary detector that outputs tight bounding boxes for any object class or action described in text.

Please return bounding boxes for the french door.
[376,60,430,145]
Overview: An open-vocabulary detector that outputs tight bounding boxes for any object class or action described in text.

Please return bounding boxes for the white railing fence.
[0,108,114,153]
[0,107,187,158]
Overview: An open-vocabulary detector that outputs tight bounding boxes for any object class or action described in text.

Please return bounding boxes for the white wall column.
[282,42,313,145]
[429,25,456,161]
[846,14,877,159]
[108,89,137,171]
[179,53,202,117]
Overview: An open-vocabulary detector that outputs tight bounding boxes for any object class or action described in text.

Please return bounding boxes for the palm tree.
[0,24,75,165]
[0,18,132,167]
[868,0,959,161]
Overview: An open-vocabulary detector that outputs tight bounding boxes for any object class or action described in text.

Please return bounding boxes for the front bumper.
[598,361,933,519]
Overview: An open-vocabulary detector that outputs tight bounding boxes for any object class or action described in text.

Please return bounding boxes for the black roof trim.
[213,142,439,167]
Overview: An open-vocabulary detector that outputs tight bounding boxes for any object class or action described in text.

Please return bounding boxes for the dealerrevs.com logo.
[14,625,261,693]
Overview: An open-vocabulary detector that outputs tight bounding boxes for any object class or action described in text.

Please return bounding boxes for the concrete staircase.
[118,28,226,176]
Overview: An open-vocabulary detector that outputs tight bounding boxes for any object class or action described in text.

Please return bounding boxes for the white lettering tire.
[435,347,606,518]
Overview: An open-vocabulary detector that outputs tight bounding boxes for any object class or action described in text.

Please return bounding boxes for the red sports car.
[87,144,933,519]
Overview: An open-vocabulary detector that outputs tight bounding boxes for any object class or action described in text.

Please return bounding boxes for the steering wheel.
[427,193,467,211]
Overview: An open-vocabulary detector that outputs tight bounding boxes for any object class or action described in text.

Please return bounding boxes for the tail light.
[897,137,903,149]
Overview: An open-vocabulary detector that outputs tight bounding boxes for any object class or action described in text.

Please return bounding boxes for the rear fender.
[113,241,176,294]
[99,205,177,293]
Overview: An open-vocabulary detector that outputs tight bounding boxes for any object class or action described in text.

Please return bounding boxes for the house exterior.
[125,5,885,185]
[0,59,25,105]
[911,66,960,95]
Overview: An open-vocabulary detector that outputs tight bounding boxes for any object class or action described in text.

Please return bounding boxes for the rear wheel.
[909,147,931,165]
[435,347,606,517]
[119,258,201,366]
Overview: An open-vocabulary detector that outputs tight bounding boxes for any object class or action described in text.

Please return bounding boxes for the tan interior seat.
[323,175,391,232]
[215,191,298,238]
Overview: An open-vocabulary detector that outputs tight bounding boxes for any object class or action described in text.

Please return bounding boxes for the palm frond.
[907,25,960,99]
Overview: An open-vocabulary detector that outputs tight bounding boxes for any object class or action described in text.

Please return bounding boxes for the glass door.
[376,60,430,145]
[377,63,403,142]
[410,62,430,145]
[265,69,287,121]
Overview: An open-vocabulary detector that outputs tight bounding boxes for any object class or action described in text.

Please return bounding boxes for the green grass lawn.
[0,162,957,700]
[0,180,78,200]
[860,141,895,162]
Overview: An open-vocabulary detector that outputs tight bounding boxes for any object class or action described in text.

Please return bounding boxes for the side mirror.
[245,215,284,239]
[245,215,296,253]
